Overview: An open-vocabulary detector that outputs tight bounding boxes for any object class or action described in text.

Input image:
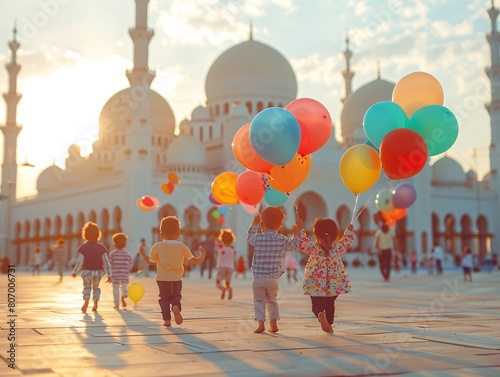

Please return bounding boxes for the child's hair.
[112,233,127,249]
[35,246,41,253]
[56,238,65,245]
[218,228,236,246]
[260,207,285,231]
[82,221,101,241]
[463,246,471,255]
[313,218,338,243]
[381,224,389,233]
[160,216,181,239]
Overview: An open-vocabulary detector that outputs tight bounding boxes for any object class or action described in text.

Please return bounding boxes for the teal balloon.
[408,105,459,156]
[375,188,394,212]
[364,139,379,153]
[264,186,288,207]
[363,101,408,147]
[250,107,301,166]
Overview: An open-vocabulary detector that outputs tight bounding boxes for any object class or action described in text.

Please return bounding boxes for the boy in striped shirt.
[108,233,133,309]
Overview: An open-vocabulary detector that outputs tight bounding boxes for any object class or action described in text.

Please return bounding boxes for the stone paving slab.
[1,267,500,376]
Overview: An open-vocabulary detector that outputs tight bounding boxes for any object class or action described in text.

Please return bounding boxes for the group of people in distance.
[68,207,355,334]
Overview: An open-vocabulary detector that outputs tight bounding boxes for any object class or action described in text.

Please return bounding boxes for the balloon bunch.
[161,172,180,195]
[136,195,160,212]
[374,183,417,227]
[213,98,333,209]
[210,205,228,225]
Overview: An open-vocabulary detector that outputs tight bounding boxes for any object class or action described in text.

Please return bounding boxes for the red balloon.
[285,98,333,156]
[232,123,274,173]
[381,208,407,225]
[141,195,155,207]
[379,129,428,180]
[236,171,266,205]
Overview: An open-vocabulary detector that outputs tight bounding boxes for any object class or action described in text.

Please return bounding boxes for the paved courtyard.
[1,265,499,376]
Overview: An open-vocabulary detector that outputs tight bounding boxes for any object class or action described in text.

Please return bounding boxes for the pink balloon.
[241,202,261,215]
[285,98,333,156]
[235,171,266,205]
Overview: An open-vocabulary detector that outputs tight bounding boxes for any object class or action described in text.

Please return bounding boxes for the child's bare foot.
[220,287,226,299]
[92,300,98,311]
[172,305,183,325]
[227,287,233,300]
[318,312,331,333]
[268,319,279,333]
[254,320,265,333]
[163,320,171,327]
[81,300,89,314]
[121,297,127,308]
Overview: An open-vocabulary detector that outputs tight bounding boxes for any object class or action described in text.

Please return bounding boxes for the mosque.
[1,0,499,269]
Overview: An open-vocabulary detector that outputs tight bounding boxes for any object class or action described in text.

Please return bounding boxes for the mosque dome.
[191,105,210,121]
[99,88,176,136]
[205,39,297,101]
[37,165,64,192]
[431,156,465,183]
[166,134,207,167]
[340,78,395,141]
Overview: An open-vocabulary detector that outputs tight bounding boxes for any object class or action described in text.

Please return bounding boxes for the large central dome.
[205,39,297,101]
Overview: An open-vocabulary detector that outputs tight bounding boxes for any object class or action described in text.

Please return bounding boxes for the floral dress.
[298,229,355,297]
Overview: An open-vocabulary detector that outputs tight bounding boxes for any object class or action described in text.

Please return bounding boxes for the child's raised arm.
[139,245,155,265]
[189,245,207,265]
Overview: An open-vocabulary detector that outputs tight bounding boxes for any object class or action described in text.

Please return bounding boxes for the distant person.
[427,249,435,275]
[462,246,473,282]
[31,246,43,276]
[235,255,246,279]
[139,216,206,327]
[108,233,133,309]
[284,251,299,283]
[247,207,301,334]
[393,250,401,273]
[295,218,355,333]
[374,224,395,282]
[410,250,418,274]
[135,238,150,277]
[72,221,111,313]
[432,242,444,275]
[215,229,237,300]
[1,255,10,274]
[51,238,68,282]
[483,251,493,272]
[200,235,216,279]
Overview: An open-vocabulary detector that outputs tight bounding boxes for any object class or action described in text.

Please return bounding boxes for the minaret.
[485,0,500,253]
[341,33,354,104]
[0,26,22,261]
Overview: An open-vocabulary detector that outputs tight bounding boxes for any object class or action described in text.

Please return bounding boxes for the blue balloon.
[264,186,288,207]
[363,101,408,148]
[363,139,379,153]
[217,205,229,215]
[249,107,301,166]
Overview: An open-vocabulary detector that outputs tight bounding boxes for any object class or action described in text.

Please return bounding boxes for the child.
[427,249,435,275]
[72,221,111,313]
[215,228,237,299]
[410,250,418,274]
[235,256,246,279]
[139,216,206,327]
[284,251,299,283]
[295,218,355,333]
[108,233,133,309]
[31,246,43,276]
[247,207,302,333]
[462,246,473,282]
[51,238,67,282]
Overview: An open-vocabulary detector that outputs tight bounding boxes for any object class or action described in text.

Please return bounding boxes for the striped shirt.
[109,249,133,283]
[52,246,67,265]
[247,224,299,278]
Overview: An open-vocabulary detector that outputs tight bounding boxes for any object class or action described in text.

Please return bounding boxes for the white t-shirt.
[433,245,444,260]
[375,228,395,250]
[462,253,473,268]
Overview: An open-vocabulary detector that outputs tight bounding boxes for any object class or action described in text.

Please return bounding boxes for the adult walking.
[374,224,396,282]
[51,238,68,282]
[432,242,444,275]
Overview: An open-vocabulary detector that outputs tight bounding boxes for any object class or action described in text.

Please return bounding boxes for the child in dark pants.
[140,216,206,326]
[295,218,355,333]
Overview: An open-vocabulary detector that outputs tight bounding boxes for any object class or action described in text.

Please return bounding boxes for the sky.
[0,0,494,198]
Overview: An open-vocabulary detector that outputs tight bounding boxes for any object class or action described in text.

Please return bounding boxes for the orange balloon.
[136,198,155,212]
[392,72,444,118]
[211,172,239,205]
[161,182,174,194]
[267,154,311,194]
[381,207,407,224]
[232,123,274,173]
[167,172,180,185]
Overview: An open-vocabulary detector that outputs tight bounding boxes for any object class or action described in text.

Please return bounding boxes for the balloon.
[161,182,175,195]
[217,205,229,215]
[167,172,180,185]
[236,171,266,205]
[127,282,145,304]
[364,139,379,153]
[267,154,311,194]
[392,183,417,208]
[381,207,407,224]
[209,193,221,205]
[375,188,395,212]
[241,202,261,215]
[141,195,155,207]
[136,198,155,212]
[392,72,444,118]
[232,123,274,173]
[408,105,459,156]
[218,216,225,225]
[285,98,333,155]
[211,172,239,205]
[211,209,221,220]
[150,196,160,208]
[264,186,288,206]
[339,145,381,194]
[363,101,408,147]
[249,107,301,166]
[379,129,428,180]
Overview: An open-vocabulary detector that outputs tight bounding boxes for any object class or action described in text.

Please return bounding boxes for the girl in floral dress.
[295,218,355,333]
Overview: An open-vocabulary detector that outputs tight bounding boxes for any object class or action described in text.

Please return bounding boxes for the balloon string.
[350,194,359,224]
[352,177,391,224]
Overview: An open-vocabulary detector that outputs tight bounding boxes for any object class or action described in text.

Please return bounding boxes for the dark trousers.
[435,259,443,274]
[200,254,215,278]
[157,281,182,321]
[311,296,338,325]
[378,249,392,280]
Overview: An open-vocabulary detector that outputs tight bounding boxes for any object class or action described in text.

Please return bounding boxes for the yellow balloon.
[392,71,444,118]
[340,145,381,194]
[127,282,145,304]
[211,171,239,205]
[267,154,311,194]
